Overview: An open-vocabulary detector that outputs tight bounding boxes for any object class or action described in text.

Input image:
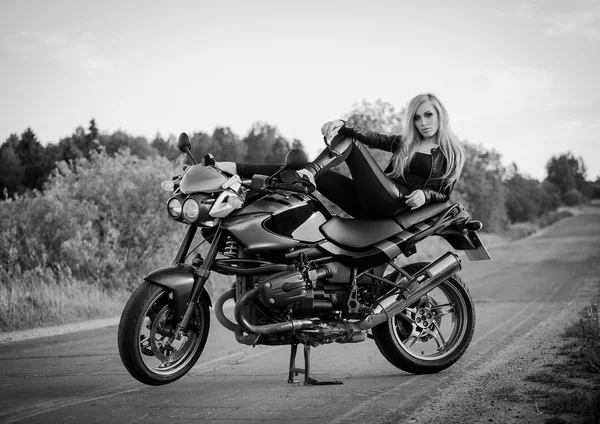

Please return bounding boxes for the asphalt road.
[1,205,599,424]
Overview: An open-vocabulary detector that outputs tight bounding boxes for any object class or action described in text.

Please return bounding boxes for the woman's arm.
[421,181,454,204]
[338,121,402,153]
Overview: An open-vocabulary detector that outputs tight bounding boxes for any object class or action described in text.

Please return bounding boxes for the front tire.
[372,262,475,374]
[118,281,210,385]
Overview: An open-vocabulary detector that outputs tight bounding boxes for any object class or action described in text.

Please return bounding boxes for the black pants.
[236,139,411,218]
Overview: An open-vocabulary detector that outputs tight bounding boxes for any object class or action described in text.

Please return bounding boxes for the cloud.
[544,6,600,40]
[1,30,115,71]
[516,0,600,40]
[451,66,555,122]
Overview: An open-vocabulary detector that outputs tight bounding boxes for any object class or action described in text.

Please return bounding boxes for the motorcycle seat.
[393,201,452,230]
[319,202,453,250]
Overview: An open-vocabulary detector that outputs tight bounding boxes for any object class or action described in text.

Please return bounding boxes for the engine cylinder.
[258,270,307,308]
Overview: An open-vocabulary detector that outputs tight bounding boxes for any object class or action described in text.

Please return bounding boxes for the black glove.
[278,169,316,193]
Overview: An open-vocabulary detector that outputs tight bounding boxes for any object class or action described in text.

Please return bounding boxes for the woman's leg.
[314,171,363,217]
[235,163,282,179]
[306,136,410,218]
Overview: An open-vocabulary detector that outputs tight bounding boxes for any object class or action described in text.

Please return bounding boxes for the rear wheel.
[117,281,210,385]
[372,262,475,374]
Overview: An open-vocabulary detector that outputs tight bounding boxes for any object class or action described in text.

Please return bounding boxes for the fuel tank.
[221,192,332,253]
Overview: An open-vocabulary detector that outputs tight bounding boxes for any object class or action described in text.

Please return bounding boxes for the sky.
[1,0,599,181]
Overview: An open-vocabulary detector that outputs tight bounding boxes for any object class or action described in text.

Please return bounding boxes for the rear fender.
[144,264,212,320]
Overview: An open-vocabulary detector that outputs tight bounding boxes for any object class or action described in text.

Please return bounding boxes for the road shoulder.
[411,276,600,424]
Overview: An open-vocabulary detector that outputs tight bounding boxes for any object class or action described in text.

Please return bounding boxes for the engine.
[256,262,359,316]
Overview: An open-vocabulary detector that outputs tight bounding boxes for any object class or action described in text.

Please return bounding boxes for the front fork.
[173,225,223,336]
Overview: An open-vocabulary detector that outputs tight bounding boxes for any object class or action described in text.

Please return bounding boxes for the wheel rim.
[137,289,206,376]
[387,279,469,361]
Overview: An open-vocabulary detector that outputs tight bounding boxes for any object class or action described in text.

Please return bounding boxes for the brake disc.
[149,304,200,364]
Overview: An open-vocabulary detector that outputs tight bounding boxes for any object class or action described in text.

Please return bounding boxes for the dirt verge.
[410,293,600,423]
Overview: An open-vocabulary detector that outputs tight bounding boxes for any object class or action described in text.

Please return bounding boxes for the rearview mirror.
[285,149,309,171]
[177,132,192,153]
[177,132,197,165]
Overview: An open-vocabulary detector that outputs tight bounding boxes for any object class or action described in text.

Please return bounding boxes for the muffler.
[357,252,462,330]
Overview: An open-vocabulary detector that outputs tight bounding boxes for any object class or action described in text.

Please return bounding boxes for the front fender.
[144,264,212,320]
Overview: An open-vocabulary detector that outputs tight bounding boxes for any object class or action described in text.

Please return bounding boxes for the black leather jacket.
[339,122,453,204]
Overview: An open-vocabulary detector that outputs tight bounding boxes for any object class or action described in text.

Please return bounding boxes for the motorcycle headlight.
[182,198,200,221]
[167,198,182,218]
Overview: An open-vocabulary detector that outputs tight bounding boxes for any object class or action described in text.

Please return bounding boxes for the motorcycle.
[117,132,491,386]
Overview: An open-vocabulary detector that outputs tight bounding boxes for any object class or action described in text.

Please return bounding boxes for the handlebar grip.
[271,182,310,194]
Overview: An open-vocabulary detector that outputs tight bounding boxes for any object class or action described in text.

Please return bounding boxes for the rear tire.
[118,281,210,385]
[372,262,475,374]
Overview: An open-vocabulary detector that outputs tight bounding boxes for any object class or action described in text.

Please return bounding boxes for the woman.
[220,93,464,219]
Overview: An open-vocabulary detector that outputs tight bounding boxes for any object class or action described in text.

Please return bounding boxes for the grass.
[531,300,600,423]
[0,266,129,333]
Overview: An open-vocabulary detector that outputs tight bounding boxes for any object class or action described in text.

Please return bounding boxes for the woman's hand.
[320,119,344,144]
[405,190,425,210]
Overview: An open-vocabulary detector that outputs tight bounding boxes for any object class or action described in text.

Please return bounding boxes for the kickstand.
[287,343,343,386]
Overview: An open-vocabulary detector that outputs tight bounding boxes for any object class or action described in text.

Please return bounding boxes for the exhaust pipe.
[214,288,239,332]
[234,287,315,335]
[358,252,462,330]
[228,251,460,340]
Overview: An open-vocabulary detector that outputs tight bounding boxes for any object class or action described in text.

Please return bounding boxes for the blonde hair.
[387,93,464,190]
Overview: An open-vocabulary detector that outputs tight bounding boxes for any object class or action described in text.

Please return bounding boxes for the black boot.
[279,136,354,193]
[305,135,353,179]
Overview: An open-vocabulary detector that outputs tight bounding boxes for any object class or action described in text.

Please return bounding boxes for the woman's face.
[413,100,439,140]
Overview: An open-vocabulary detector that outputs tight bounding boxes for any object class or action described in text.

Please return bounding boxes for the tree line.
[1,99,598,235]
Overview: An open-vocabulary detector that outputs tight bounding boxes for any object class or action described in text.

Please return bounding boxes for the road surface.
[1,206,598,424]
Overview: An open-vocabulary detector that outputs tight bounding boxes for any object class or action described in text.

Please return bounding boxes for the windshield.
[180,165,228,194]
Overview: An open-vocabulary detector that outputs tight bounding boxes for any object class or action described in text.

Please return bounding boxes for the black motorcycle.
[117,133,491,386]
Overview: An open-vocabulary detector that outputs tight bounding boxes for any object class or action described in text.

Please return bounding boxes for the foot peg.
[287,344,343,386]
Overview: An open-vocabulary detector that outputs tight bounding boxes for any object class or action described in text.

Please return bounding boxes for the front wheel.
[372,262,475,374]
[117,281,210,385]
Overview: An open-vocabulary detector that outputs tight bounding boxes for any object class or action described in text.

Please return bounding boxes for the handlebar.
[245,175,312,195]
[269,181,311,194]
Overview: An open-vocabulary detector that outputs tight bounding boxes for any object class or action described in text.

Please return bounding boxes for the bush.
[0,194,101,274]
[0,149,185,291]
[563,188,584,206]
[504,175,559,223]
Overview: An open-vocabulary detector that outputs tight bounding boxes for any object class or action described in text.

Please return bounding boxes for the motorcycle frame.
[147,190,482,338]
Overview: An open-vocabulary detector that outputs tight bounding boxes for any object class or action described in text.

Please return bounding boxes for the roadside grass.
[525,301,600,423]
[0,266,128,332]
[0,261,233,334]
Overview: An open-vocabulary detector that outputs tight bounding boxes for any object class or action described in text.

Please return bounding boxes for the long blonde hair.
[387,93,464,190]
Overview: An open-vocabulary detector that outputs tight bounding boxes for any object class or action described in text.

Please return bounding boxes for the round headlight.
[167,198,182,218]
[182,199,200,221]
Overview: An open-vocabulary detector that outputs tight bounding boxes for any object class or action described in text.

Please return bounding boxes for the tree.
[99,130,156,159]
[0,134,24,197]
[243,122,286,163]
[341,99,404,174]
[291,138,305,150]
[265,138,290,164]
[50,119,102,164]
[87,119,99,143]
[344,99,403,133]
[190,131,214,163]
[546,152,587,195]
[151,133,180,161]
[210,126,244,161]
[455,142,508,232]
[20,128,52,191]
[0,129,51,196]
[503,164,557,223]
